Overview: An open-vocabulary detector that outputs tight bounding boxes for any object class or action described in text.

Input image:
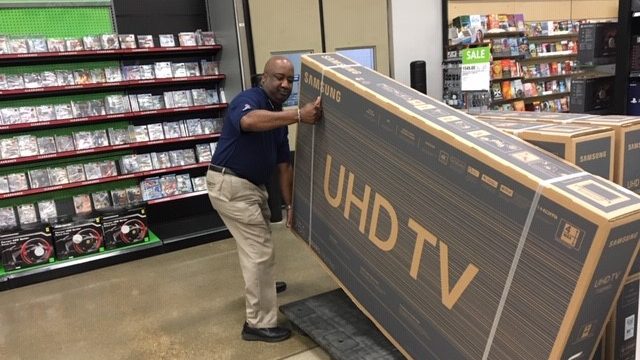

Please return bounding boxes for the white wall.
[390,0,443,100]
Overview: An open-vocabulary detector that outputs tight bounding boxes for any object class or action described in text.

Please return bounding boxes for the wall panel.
[448,0,618,21]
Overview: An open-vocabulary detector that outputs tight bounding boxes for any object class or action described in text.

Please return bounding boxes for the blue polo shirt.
[211,87,291,186]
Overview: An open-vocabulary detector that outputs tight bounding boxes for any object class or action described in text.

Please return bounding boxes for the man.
[207,56,322,342]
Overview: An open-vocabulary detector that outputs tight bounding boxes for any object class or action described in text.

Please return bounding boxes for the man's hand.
[299,96,322,124]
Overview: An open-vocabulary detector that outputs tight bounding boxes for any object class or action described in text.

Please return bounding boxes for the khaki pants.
[206,170,277,328]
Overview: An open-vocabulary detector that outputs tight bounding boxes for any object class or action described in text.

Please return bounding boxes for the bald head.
[260,56,294,105]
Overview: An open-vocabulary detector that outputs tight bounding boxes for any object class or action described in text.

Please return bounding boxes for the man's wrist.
[296,108,301,123]
[285,204,292,210]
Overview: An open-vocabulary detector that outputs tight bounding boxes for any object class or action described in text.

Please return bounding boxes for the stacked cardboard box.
[293,53,640,360]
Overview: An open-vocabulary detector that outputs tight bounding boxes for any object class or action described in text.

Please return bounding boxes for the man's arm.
[277,162,294,227]
[241,97,322,132]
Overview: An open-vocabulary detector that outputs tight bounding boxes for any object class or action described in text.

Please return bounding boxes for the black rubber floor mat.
[280,288,405,360]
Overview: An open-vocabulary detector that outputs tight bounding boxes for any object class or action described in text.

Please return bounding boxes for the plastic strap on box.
[482,171,589,360]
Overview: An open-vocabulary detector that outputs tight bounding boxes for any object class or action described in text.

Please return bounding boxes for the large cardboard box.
[481,118,615,181]
[606,275,639,359]
[294,53,640,360]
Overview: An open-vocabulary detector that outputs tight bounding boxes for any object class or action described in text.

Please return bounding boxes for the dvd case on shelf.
[147,123,165,141]
[28,168,50,189]
[218,88,227,103]
[54,104,74,119]
[73,131,95,150]
[160,174,179,196]
[19,106,38,123]
[47,167,69,186]
[186,118,204,136]
[140,65,155,80]
[8,173,29,192]
[93,129,109,147]
[17,203,38,225]
[123,65,142,80]
[154,62,173,79]
[191,89,208,106]
[191,176,206,191]
[40,71,58,87]
[185,62,201,77]
[152,152,171,169]
[1,108,20,125]
[183,149,196,164]
[0,206,17,229]
[101,34,120,49]
[82,35,102,51]
[126,185,143,204]
[137,35,155,48]
[171,63,187,78]
[0,74,7,90]
[110,189,128,208]
[151,95,165,110]
[118,34,137,49]
[55,70,75,86]
[163,92,175,108]
[37,200,57,223]
[136,153,153,172]
[178,32,197,46]
[27,37,48,53]
[105,95,131,114]
[9,38,28,53]
[55,134,75,152]
[47,38,66,52]
[104,67,123,82]
[108,127,130,145]
[89,99,106,116]
[200,118,215,134]
[0,138,19,159]
[195,143,212,163]
[169,150,185,167]
[128,94,140,112]
[99,160,118,177]
[0,35,8,54]
[83,162,102,180]
[200,60,220,75]
[17,135,39,157]
[23,72,42,88]
[120,155,140,174]
[0,176,8,194]
[65,38,84,51]
[136,94,155,111]
[141,177,163,200]
[6,74,25,90]
[90,68,107,83]
[73,194,93,215]
[159,34,176,47]
[171,90,193,108]
[37,136,57,155]
[133,125,150,142]
[91,191,111,210]
[199,31,216,45]
[35,105,56,121]
[71,100,92,118]
[206,88,219,104]
[66,164,85,183]
[209,141,217,158]
[176,174,193,193]
[73,69,91,85]
[163,121,183,139]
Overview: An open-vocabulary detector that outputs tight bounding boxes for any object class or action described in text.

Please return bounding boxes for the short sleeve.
[227,92,261,132]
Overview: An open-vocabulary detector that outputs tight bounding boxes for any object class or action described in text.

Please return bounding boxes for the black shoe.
[276,281,287,294]
[241,322,291,342]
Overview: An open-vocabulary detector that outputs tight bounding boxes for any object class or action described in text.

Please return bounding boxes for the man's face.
[262,59,294,105]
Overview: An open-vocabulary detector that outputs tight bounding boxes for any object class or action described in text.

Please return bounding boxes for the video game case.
[147,123,165,141]
[26,37,48,53]
[160,174,179,197]
[110,189,128,208]
[195,143,212,163]
[108,127,130,145]
[17,135,39,157]
[0,35,8,54]
[191,176,206,191]
[73,131,95,150]
[206,88,219,104]
[9,38,28,53]
[23,72,42,89]
[65,38,84,51]
[199,118,215,134]
[128,94,140,112]
[28,168,51,189]
[35,105,56,121]
[0,175,8,194]
[191,88,208,106]
[1,108,20,125]
[105,95,131,114]
[0,73,6,90]
[140,177,163,201]
[218,88,227,103]
[186,118,204,136]
[178,32,197,47]
[40,71,58,88]
[200,60,219,75]
[137,35,155,48]
[91,191,111,210]
[55,70,75,86]
[6,74,25,90]
[71,100,92,118]
[171,90,193,108]
[154,62,173,79]
[119,34,137,49]
[136,153,154,172]
[126,185,143,204]
[185,62,201,77]
[73,69,92,85]
[73,194,93,215]
[139,64,155,80]
[37,136,57,155]
[151,95,165,110]
[101,34,120,49]
[66,164,85,183]
[55,134,75,152]
[37,200,57,223]
[123,65,142,80]
[176,174,193,194]
[17,203,38,225]
[163,92,175,108]
[183,149,196,164]
[104,67,123,82]
[0,206,17,229]
[151,151,171,169]
[7,172,29,192]
[210,142,217,155]
[136,94,155,111]
[89,99,106,116]
[162,121,183,139]
[82,35,102,51]
[120,155,140,174]
[54,103,74,120]
[159,34,176,47]
[99,160,118,177]
[47,38,66,52]
[0,137,20,159]
[90,68,107,83]
[133,125,150,142]
[47,167,69,186]
[83,162,102,180]
[19,106,38,123]
[169,150,185,167]
[171,63,187,77]
[198,31,216,46]
[93,129,109,147]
